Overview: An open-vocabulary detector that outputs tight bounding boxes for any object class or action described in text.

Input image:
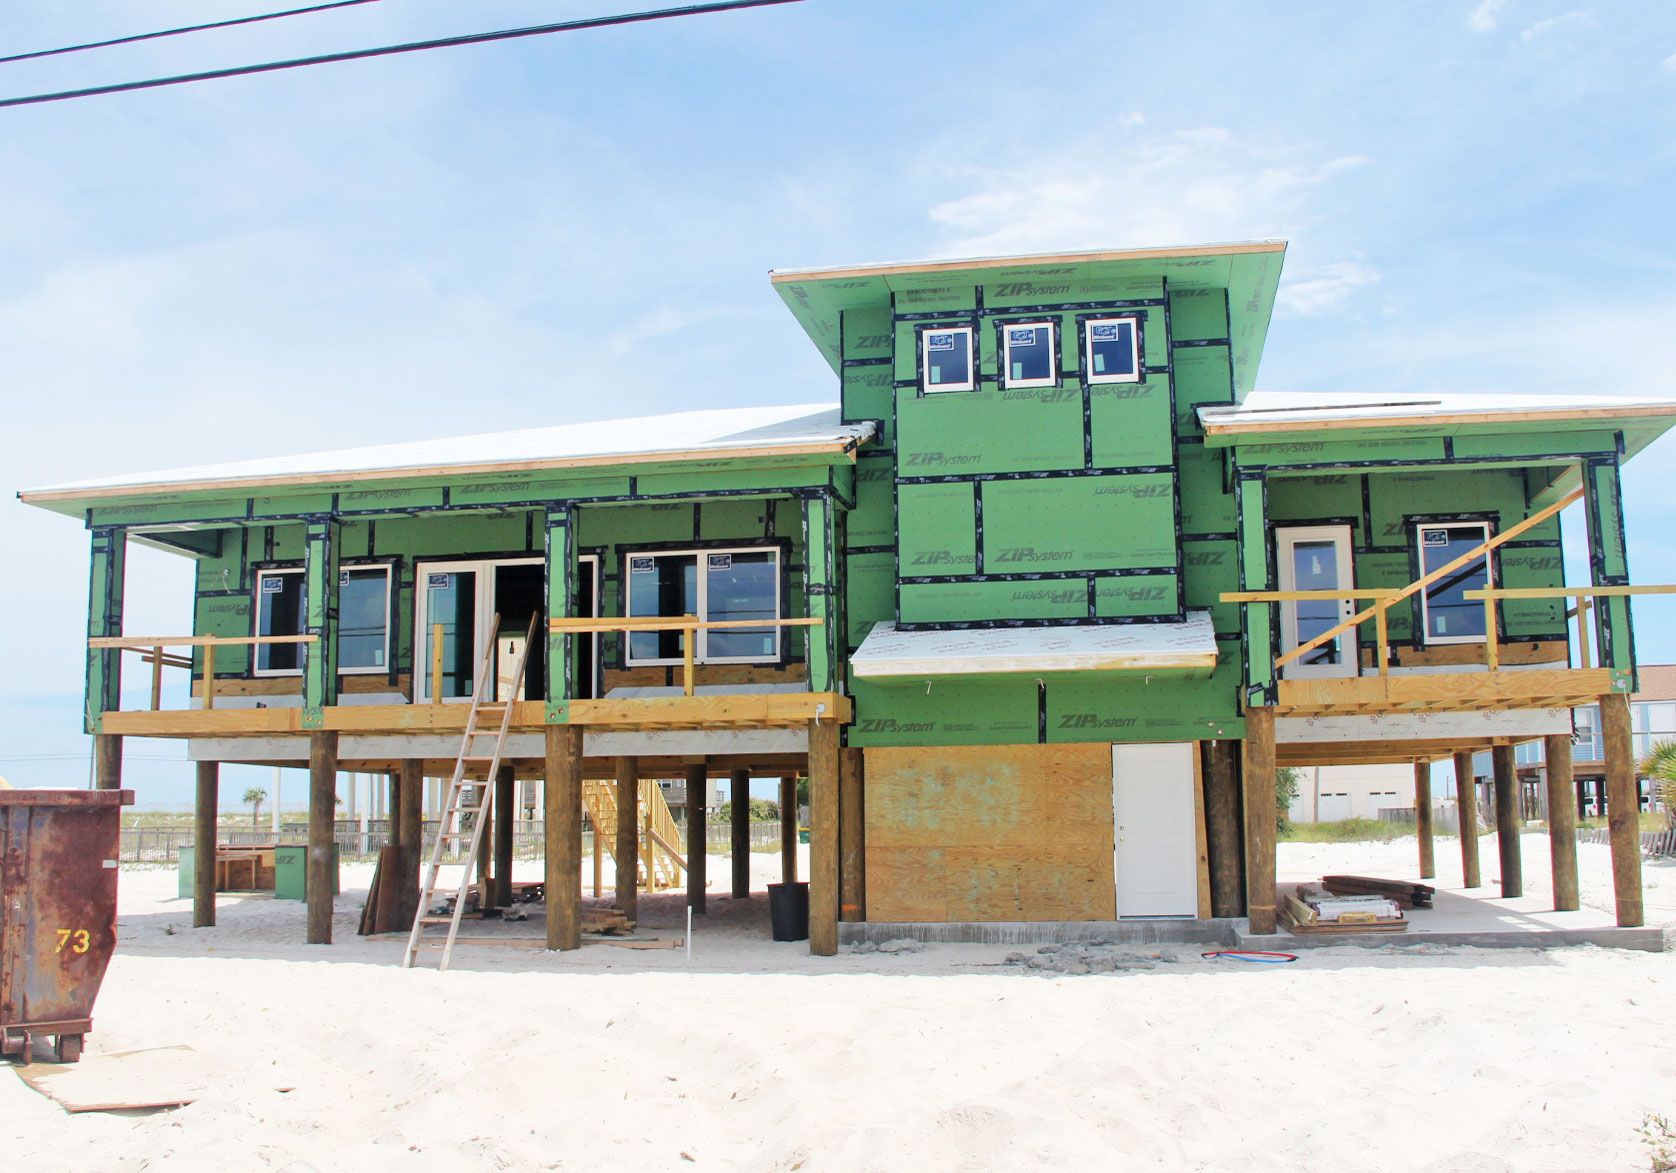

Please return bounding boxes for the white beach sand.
[3,834,1673,1172]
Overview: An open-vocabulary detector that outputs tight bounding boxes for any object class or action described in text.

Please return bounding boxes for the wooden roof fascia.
[1200,402,1676,440]
[768,240,1287,285]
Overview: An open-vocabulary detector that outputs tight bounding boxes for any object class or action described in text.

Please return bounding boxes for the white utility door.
[1275,525,1358,680]
[1112,742,1198,918]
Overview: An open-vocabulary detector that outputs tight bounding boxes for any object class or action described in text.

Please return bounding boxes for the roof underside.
[21,404,871,511]
[771,241,1286,400]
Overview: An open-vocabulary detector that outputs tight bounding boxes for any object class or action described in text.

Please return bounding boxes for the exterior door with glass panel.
[1276,525,1358,680]
[415,562,481,702]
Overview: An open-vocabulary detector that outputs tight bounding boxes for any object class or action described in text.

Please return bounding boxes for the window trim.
[1414,521,1495,646]
[918,324,977,394]
[252,563,392,678]
[999,320,1058,389]
[1083,315,1142,385]
[622,544,783,667]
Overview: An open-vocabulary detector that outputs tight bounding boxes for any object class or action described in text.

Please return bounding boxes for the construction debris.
[1322,875,1436,909]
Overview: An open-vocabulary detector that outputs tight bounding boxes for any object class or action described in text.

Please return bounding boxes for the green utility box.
[274,845,339,901]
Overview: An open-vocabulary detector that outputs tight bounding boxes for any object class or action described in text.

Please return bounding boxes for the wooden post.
[614,756,638,921]
[1203,740,1243,917]
[730,767,750,899]
[591,790,604,898]
[1493,744,1522,899]
[307,730,338,945]
[386,772,403,852]
[193,760,218,928]
[1241,707,1277,935]
[808,719,840,956]
[1600,691,1644,927]
[544,726,583,951]
[476,781,493,909]
[398,760,422,927]
[686,761,708,913]
[779,774,798,883]
[94,734,123,791]
[838,747,865,922]
[1414,760,1435,880]
[1453,750,1481,888]
[1544,733,1580,912]
[494,764,515,908]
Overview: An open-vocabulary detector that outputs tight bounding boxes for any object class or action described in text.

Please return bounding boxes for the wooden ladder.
[401,614,537,971]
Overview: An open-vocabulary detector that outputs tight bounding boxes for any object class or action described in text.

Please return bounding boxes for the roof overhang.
[850,615,1219,681]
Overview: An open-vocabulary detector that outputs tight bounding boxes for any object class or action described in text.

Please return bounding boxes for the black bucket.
[767,881,810,942]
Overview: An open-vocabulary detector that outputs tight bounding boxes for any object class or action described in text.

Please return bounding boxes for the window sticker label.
[630,557,655,573]
[927,332,956,352]
[339,570,351,586]
[1008,327,1038,347]
[1422,529,1450,548]
[427,573,453,589]
[260,576,284,594]
[708,554,733,571]
[1091,323,1122,342]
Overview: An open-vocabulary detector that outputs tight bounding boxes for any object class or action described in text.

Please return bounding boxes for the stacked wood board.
[1322,875,1435,909]
[1280,885,1408,935]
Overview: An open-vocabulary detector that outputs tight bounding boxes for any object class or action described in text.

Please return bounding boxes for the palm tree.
[244,787,267,830]
[1637,740,1676,830]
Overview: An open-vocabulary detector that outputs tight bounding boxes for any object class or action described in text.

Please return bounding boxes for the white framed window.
[1084,317,1140,384]
[254,564,391,676]
[1415,522,1493,644]
[1001,321,1057,388]
[920,326,975,393]
[624,546,781,666]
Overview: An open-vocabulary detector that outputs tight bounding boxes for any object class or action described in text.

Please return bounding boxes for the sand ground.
[3,834,1674,1172]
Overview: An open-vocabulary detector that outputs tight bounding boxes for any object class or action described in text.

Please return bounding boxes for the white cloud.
[1520,12,1593,43]
[1662,50,1676,74]
[604,305,731,358]
[1277,261,1382,317]
[1469,0,1512,32]
[1118,111,1146,127]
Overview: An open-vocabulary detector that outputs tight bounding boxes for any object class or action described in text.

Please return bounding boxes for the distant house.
[20,240,1675,951]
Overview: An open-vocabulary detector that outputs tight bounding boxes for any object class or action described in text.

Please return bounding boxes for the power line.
[0,0,805,110]
[0,0,383,66]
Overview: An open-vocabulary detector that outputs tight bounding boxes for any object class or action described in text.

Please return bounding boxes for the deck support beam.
[779,774,798,883]
[730,767,750,899]
[1453,750,1481,888]
[307,730,338,944]
[1492,744,1521,899]
[95,735,123,791]
[193,760,217,928]
[397,760,422,927]
[545,725,583,951]
[1414,760,1435,880]
[614,755,638,921]
[493,764,515,908]
[1241,706,1278,935]
[808,719,840,955]
[1601,691,1644,927]
[838,747,865,922]
[1203,740,1244,917]
[1544,732,1580,912]
[686,761,708,913]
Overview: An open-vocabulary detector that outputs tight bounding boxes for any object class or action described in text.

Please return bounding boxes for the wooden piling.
[808,719,841,956]
[1203,740,1243,917]
[838,747,865,922]
[1492,744,1522,899]
[193,760,217,929]
[94,733,123,790]
[779,774,798,883]
[493,764,515,908]
[1453,750,1481,888]
[397,759,422,928]
[730,767,750,899]
[614,756,638,921]
[1241,707,1277,935]
[545,726,583,951]
[686,761,708,913]
[307,730,338,945]
[1600,691,1644,927]
[1414,760,1435,880]
[1544,732,1580,912]
[386,771,403,852]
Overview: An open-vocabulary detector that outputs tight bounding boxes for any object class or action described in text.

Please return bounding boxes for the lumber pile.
[1279,885,1408,935]
[580,907,635,936]
[1322,875,1435,909]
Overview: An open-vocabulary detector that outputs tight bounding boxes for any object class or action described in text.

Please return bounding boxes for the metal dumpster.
[1,788,133,1064]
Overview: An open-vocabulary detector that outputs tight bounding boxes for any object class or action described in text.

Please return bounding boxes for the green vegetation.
[243,787,267,828]
[715,798,782,823]
[1577,812,1667,834]
[1638,739,1676,830]
[1275,767,1300,834]
[1280,818,1416,844]
[1640,1112,1676,1173]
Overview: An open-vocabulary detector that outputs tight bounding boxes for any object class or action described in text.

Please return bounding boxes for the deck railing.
[549,614,824,697]
[87,633,317,712]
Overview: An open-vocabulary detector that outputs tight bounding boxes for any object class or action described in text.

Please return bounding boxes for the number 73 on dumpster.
[55,928,90,954]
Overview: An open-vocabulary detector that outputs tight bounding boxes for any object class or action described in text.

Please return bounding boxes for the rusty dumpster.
[0,788,133,1064]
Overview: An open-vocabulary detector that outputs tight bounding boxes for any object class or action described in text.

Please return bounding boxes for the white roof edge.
[1199,390,1676,428]
[850,615,1219,679]
[769,239,1288,282]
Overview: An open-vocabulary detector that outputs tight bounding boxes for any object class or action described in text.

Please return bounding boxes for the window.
[920,326,975,393]
[625,547,781,666]
[254,565,391,675]
[1084,317,1140,384]
[1415,522,1492,644]
[1001,322,1056,388]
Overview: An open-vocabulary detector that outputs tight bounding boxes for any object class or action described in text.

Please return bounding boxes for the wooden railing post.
[151,647,164,711]
[431,623,445,705]
[202,643,216,711]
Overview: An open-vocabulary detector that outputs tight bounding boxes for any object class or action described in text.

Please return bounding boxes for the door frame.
[1111,742,1199,918]
[414,557,542,702]
[1274,524,1358,680]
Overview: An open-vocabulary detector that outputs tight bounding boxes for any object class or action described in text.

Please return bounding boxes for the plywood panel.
[863,743,1115,922]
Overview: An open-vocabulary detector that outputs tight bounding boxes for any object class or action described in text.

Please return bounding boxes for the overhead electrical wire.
[0,0,804,109]
[0,0,384,66]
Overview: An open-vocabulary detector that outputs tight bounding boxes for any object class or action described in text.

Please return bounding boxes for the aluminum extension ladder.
[401,614,537,971]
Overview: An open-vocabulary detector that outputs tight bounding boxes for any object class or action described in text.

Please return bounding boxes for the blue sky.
[1,0,1674,806]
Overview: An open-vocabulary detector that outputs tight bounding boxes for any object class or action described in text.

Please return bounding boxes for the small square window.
[1002,322,1056,388]
[1415,522,1493,644]
[1085,317,1140,384]
[921,326,975,393]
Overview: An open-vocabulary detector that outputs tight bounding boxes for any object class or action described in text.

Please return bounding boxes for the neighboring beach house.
[20,240,1676,953]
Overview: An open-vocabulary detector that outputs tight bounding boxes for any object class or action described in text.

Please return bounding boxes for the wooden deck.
[1273,667,1617,718]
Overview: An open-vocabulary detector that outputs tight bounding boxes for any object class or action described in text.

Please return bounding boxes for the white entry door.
[1275,525,1358,680]
[1112,742,1198,918]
